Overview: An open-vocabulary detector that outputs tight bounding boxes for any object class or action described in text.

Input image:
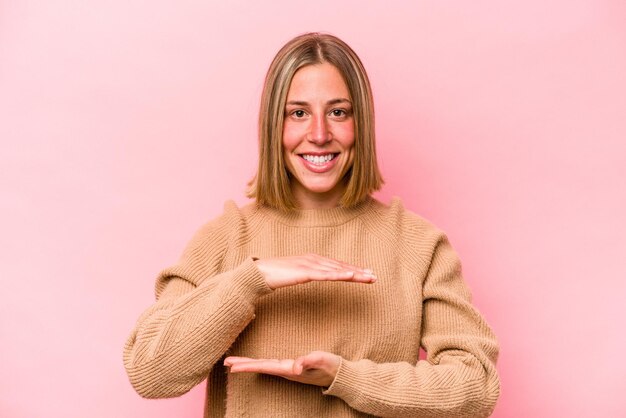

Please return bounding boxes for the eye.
[291,109,306,118]
[330,108,351,119]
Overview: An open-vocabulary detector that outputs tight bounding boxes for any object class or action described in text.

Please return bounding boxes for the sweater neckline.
[255,196,376,227]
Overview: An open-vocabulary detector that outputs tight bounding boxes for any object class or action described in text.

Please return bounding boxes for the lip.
[298,151,338,156]
[298,153,339,173]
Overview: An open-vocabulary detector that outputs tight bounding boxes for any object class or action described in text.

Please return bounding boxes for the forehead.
[287,63,350,99]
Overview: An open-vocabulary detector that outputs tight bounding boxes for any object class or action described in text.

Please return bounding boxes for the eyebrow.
[286,98,352,106]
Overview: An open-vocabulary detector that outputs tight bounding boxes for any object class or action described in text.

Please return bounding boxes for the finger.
[308,269,376,283]
[293,357,305,375]
[307,269,355,282]
[298,351,326,369]
[224,356,262,366]
[228,359,295,375]
[310,254,371,273]
[226,358,287,366]
[300,351,340,378]
[320,260,376,277]
[303,262,370,279]
[342,264,375,275]
[350,270,378,283]
[224,356,253,363]
[302,254,376,280]
[301,261,342,273]
[225,357,282,367]
[331,268,377,284]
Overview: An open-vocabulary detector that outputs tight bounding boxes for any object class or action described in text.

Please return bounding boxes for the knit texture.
[123,197,500,417]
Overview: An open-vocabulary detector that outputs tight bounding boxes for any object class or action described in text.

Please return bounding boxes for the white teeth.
[302,154,334,165]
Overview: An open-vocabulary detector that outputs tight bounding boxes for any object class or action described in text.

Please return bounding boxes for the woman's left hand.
[224,351,341,387]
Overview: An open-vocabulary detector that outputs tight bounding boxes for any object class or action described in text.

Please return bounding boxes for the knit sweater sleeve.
[323,232,500,417]
[123,204,272,399]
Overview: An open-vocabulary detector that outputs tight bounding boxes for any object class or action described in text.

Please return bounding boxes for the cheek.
[281,127,298,175]
[338,123,355,149]
[282,124,300,152]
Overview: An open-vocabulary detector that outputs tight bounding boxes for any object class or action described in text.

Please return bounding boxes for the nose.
[308,114,331,145]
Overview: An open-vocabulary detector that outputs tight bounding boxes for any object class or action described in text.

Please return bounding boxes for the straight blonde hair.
[247,33,383,211]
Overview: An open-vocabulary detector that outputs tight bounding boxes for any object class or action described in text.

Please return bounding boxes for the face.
[282,62,355,209]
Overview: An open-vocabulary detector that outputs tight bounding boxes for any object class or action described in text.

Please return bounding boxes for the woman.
[124,33,500,417]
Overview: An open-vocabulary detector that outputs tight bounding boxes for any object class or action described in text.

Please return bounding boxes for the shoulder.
[175,200,258,269]
[157,200,257,290]
[184,200,258,252]
[361,197,450,270]
[361,197,445,243]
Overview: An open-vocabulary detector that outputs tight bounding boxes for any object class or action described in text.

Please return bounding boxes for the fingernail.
[365,274,377,282]
[364,269,374,274]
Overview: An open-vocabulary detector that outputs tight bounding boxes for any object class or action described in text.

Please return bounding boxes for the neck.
[291,181,347,210]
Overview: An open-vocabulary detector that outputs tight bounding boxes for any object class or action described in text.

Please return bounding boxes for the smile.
[297,153,340,174]
[300,153,338,165]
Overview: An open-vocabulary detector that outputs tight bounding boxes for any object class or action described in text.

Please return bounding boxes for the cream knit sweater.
[123,197,500,417]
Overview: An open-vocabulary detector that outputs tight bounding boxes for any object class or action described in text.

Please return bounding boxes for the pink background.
[1,1,625,417]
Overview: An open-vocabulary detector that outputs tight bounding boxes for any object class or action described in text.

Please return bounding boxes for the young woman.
[124,33,500,417]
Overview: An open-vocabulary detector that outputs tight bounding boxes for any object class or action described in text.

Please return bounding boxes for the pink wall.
[1,1,625,417]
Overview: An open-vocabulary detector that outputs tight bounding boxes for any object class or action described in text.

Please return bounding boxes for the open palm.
[224,351,341,387]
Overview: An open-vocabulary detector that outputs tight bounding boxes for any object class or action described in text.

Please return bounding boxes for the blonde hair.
[247,32,383,210]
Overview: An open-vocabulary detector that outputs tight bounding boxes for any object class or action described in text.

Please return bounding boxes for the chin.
[301,182,340,194]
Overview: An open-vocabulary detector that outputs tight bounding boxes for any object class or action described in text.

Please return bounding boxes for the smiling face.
[282,63,355,209]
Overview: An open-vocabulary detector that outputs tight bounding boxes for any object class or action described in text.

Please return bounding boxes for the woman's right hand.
[254,254,377,290]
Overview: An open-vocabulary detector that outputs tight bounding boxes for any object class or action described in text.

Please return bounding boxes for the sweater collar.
[254,196,375,227]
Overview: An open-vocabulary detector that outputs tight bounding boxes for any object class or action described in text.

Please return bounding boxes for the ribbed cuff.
[322,357,365,402]
[225,256,274,301]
